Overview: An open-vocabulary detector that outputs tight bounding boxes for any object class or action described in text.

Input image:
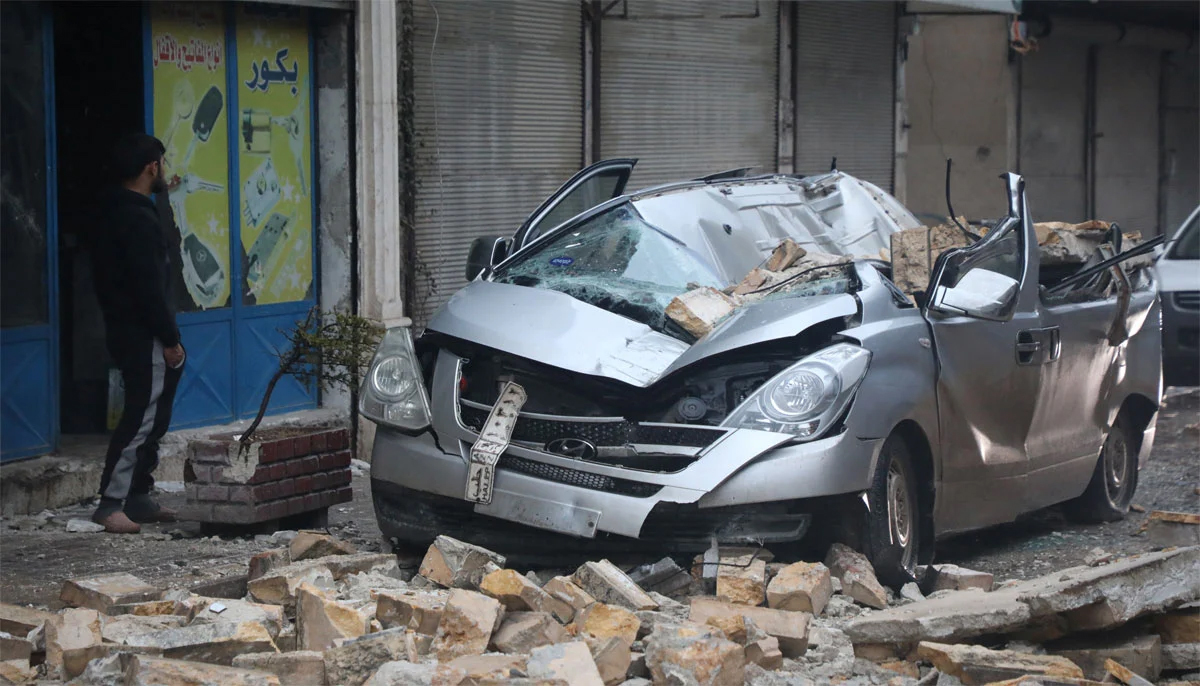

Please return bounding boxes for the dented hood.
[426,279,859,387]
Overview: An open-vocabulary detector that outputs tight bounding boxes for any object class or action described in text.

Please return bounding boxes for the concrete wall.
[1094,45,1161,235]
[1162,50,1200,233]
[905,14,1016,221]
[1019,38,1088,223]
[315,10,355,414]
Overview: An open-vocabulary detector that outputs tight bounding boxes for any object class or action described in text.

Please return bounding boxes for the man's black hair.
[111,133,166,182]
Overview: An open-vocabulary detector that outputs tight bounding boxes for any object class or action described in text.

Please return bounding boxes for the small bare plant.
[239,307,384,446]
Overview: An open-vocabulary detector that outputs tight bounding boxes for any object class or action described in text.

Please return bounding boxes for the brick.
[228,486,253,504]
[278,478,296,498]
[188,464,214,483]
[249,466,271,485]
[295,475,313,493]
[269,463,287,480]
[260,441,277,463]
[292,435,312,458]
[303,493,319,510]
[276,438,295,461]
[312,473,329,491]
[321,451,351,470]
[198,484,229,501]
[190,440,232,464]
[252,482,279,502]
[330,469,352,487]
[186,483,200,501]
[310,432,328,453]
[320,490,337,508]
[334,486,353,504]
[331,429,349,450]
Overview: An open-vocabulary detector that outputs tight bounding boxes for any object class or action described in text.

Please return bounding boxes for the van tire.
[1065,415,1138,523]
[863,433,921,583]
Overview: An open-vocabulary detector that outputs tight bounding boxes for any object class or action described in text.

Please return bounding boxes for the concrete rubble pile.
[2,531,1197,685]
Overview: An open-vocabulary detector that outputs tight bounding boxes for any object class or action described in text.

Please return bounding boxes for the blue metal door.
[146,3,317,429]
[1,4,59,462]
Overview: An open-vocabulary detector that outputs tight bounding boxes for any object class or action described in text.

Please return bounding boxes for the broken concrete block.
[890,222,972,295]
[1052,633,1161,681]
[665,287,739,340]
[187,598,285,639]
[107,599,179,617]
[1146,511,1200,548]
[480,569,573,622]
[766,561,833,615]
[716,552,767,606]
[645,621,745,686]
[766,239,807,272]
[100,614,187,644]
[573,561,659,612]
[527,641,604,686]
[588,636,632,686]
[376,590,448,635]
[575,602,641,645]
[447,653,529,681]
[362,660,440,685]
[1156,611,1200,644]
[0,631,31,663]
[825,543,888,610]
[0,604,56,637]
[432,589,504,662]
[543,576,595,621]
[247,561,335,607]
[705,614,748,645]
[419,535,507,590]
[901,582,925,603]
[46,608,105,680]
[879,659,921,679]
[732,268,770,296]
[290,531,357,561]
[60,573,162,613]
[0,658,37,683]
[745,636,783,670]
[931,564,994,593]
[297,582,369,652]
[232,650,326,685]
[123,620,278,665]
[323,628,410,686]
[491,612,568,654]
[248,549,291,582]
[1162,642,1200,671]
[688,597,810,658]
[124,654,282,685]
[919,641,1085,685]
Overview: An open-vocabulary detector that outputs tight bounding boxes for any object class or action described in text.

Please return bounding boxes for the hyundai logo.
[545,437,597,460]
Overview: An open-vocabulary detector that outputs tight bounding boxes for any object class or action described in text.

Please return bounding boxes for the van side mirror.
[465,235,512,281]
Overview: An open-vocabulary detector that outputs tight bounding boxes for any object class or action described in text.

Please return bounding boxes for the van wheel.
[863,434,921,583]
[1065,415,1138,523]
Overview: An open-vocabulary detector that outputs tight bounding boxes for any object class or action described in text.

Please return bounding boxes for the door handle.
[1016,331,1042,365]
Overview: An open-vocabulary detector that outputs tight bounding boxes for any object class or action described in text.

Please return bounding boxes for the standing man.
[90,133,186,534]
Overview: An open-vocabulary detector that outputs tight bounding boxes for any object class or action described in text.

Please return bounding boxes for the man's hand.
[164,344,186,369]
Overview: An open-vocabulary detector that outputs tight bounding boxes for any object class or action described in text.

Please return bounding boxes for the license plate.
[464,382,526,504]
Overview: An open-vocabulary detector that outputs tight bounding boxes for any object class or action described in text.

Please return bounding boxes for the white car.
[1157,206,1200,386]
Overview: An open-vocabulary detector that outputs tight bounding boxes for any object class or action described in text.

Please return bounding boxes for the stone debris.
[766,561,833,615]
[574,602,641,645]
[665,287,739,339]
[289,531,357,562]
[0,631,31,663]
[1145,510,1200,548]
[296,582,369,651]
[1162,641,1200,671]
[231,650,326,685]
[445,652,528,680]
[1051,633,1161,682]
[1155,610,1200,644]
[825,543,889,610]
[1105,657,1156,686]
[376,590,448,635]
[0,603,56,636]
[491,612,568,654]
[323,628,410,686]
[574,560,659,612]
[527,641,604,686]
[60,573,163,613]
[84,653,284,685]
[46,608,106,680]
[186,597,285,638]
[123,619,278,665]
[480,569,572,622]
[65,519,105,533]
[627,557,690,598]
[744,635,784,670]
[644,621,745,686]
[765,239,807,272]
[419,535,507,590]
[542,576,595,621]
[432,589,504,661]
[716,551,768,606]
[929,564,994,593]
[918,640,1086,684]
[588,635,632,686]
[99,614,187,644]
[689,597,810,658]
[248,549,291,582]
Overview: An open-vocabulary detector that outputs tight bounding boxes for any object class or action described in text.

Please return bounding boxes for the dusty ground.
[2,388,1197,609]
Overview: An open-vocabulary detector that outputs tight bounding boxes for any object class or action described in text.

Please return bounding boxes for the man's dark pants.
[97,336,182,512]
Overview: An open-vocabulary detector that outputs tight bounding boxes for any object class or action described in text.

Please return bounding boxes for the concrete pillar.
[355,0,407,461]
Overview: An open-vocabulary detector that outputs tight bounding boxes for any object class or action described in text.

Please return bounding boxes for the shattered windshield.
[493,203,725,334]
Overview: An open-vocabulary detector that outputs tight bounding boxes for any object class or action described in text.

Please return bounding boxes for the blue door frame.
[1,8,59,462]
[144,3,318,430]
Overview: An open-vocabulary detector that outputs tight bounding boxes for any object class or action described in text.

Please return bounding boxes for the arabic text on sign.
[154,34,223,72]
[245,48,300,94]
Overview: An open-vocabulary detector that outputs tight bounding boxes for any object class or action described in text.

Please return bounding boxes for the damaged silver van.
[363,160,1161,577]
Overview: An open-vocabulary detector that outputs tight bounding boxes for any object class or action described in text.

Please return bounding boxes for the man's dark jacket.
[91,188,180,350]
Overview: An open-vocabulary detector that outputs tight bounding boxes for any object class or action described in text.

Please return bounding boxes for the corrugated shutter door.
[599,0,778,189]
[411,0,583,325]
[793,1,895,190]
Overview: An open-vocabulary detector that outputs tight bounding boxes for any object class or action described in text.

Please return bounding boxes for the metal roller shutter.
[793,1,896,190]
[598,0,779,189]
[411,0,583,325]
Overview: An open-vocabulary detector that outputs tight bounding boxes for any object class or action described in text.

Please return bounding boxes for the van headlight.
[359,327,432,431]
[722,343,870,440]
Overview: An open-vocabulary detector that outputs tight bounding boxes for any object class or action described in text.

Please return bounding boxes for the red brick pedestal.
[183,428,353,525]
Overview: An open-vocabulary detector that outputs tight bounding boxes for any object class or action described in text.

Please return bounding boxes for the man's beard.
[150,167,168,194]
